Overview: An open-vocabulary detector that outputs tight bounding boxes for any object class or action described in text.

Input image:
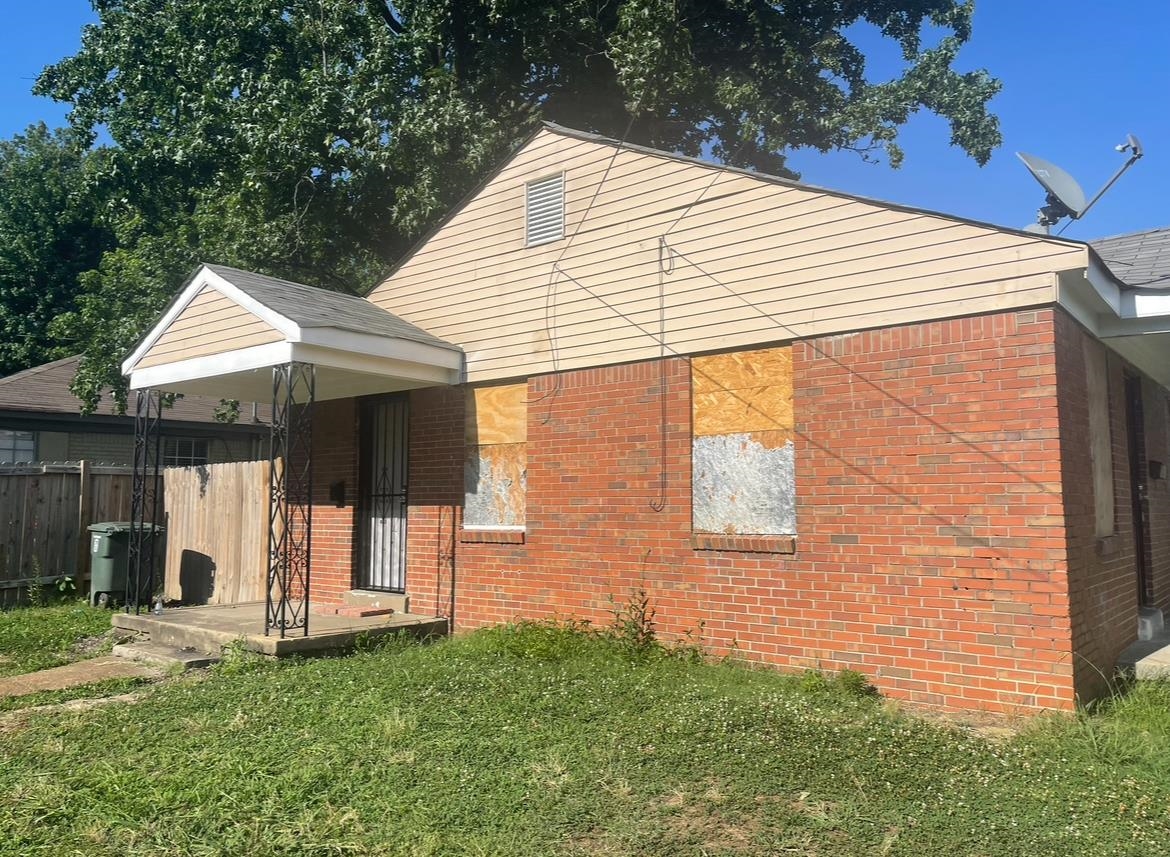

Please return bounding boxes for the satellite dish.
[1017,135,1143,234]
[1017,152,1087,219]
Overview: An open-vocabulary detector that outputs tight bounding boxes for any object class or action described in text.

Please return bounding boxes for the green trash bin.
[87,522,166,607]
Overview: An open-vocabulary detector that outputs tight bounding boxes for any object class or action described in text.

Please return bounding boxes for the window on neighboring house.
[164,437,210,467]
[1084,339,1115,538]
[525,173,564,246]
[463,383,527,528]
[0,430,36,464]
[692,346,796,535]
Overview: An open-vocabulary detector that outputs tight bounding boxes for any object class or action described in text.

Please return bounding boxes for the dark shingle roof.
[1091,226,1170,289]
[0,356,269,424]
[205,264,458,350]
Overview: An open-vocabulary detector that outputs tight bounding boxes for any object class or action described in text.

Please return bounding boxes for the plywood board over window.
[464,383,527,528]
[692,346,795,534]
[1084,339,1115,538]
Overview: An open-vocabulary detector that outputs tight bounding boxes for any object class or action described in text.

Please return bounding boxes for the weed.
[837,669,878,699]
[212,638,271,676]
[608,588,657,652]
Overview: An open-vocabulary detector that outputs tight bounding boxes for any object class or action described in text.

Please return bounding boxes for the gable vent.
[525,173,565,246]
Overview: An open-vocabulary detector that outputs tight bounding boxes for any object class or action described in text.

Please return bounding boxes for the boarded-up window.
[1084,340,1114,538]
[692,347,795,534]
[464,384,527,528]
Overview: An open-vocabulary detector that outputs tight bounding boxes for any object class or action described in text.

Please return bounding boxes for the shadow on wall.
[179,549,216,604]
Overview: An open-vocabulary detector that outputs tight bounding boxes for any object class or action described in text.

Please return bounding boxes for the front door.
[1125,374,1154,607]
[358,395,409,592]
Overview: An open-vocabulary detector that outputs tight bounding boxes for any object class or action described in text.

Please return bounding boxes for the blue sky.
[3,1,1167,241]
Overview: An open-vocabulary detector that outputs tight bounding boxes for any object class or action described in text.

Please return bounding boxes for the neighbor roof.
[0,356,268,424]
[1090,226,1170,289]
[204,264,458,350]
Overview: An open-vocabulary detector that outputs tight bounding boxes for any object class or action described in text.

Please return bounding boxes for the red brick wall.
[403,308,1079,712]
[1056,309,1170,699]
[309,397,359,605]
[1144,379,1170,615]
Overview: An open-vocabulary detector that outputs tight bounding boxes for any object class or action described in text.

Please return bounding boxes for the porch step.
[112,640,221,671]
[314,605,396,618]
[342,590,409,613]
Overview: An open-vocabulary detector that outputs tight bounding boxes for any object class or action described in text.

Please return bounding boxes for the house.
[120,124,1170,712]
[0,355,268,465]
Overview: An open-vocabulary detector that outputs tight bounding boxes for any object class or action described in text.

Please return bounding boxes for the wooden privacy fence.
[163,460,269,605]
[0,462,135,605]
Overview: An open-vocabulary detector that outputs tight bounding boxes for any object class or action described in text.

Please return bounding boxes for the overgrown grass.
[1,620,1169,855]
[0,602,113,677]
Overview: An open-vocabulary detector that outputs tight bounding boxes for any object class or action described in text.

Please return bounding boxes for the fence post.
[76,459,91,586]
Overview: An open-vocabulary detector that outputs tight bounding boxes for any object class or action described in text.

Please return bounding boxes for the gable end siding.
[137,285,284,370]
[368,129,1087,383]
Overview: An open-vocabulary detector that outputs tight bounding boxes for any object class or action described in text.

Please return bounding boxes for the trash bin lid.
[88,522,131,534]
[86,522,165,534]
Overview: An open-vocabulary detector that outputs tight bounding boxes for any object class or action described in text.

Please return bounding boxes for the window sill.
[460,528,526,545]
[691,533,796,554]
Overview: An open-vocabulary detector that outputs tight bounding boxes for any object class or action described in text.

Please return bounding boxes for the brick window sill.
[691,533,796,554]
[460,528,526,545]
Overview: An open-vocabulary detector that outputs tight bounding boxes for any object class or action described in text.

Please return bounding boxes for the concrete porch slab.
[1117,633,1170,680]
[112,601,447,657]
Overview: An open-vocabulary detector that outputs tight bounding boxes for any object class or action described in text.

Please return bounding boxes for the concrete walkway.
[0,657,158,699]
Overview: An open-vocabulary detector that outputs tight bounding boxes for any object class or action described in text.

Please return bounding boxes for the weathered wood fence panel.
[163,460,269,605]
[0,463,135,605]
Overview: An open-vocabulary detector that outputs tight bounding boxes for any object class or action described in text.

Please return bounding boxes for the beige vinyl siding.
[368,129,1088,382]
[137,286,283,369]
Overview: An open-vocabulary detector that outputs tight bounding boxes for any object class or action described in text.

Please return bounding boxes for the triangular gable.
[364,125,1092,386]
[123,265,297,375]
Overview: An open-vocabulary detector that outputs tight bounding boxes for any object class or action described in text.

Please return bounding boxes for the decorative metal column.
[267,362,315,636]
[128,388,163,613]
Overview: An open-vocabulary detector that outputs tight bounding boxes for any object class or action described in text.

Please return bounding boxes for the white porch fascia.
[1057,260,1170,388]
[126,339,461,402]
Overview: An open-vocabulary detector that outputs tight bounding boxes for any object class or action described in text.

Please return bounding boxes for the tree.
[36,0,1001,409]
[0,123,112,376]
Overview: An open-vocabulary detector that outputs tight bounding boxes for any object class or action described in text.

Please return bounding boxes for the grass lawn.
[2,622,1170,856]
[0,601,114,676]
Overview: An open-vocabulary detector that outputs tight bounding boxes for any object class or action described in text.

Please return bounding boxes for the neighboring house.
[122,124,1170,712]
[0,355,269,465]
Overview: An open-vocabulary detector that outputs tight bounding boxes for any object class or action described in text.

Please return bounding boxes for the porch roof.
[122,264,464,402]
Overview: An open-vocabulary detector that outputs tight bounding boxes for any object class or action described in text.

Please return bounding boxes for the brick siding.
[1056,309,1170,700]
[308,306,1170,712]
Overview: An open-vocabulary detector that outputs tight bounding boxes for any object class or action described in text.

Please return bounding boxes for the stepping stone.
[0,656,158,699]
[112,641,220,671]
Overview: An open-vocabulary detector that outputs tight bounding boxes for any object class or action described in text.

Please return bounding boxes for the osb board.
[466,383,527,445]
[692,346,793,437]
[464,442,526,527]
[693,432,796,535]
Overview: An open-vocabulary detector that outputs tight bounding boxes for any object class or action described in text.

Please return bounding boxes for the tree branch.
[365,0,405,35]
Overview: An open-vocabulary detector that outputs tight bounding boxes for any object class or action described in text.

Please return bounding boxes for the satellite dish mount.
[1017,134,1143,234]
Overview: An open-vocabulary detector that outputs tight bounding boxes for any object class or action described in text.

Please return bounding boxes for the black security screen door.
[358,395,409,593]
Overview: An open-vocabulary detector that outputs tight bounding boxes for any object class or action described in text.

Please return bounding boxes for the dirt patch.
[72,628,137,659]
[649,782,761,854]
[892,700,1030,742]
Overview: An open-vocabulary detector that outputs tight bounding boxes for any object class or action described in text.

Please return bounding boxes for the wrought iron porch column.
[128,388,163,613]
[267,361,315,636]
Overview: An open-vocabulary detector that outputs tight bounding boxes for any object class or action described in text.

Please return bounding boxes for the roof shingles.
[205,264,458,350]
[1091,226,1170,289]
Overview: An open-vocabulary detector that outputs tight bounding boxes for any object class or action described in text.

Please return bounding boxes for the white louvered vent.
[525,173,565,246]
